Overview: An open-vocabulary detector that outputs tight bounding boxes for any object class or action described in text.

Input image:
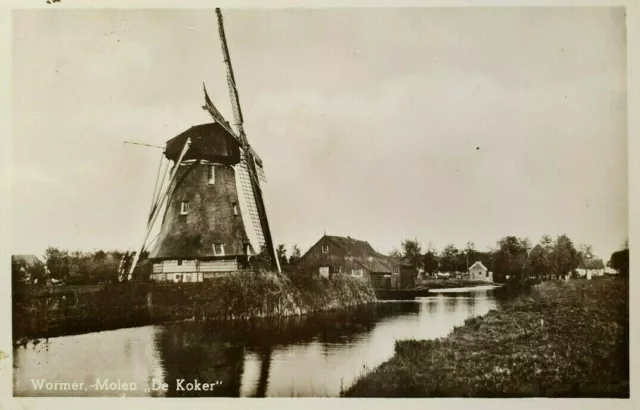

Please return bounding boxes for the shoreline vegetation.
[342,277,629,398]
[11,272,498,345]
[12,271,378,345]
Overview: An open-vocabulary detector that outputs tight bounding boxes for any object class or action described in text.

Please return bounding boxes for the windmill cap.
[165,123,242,165]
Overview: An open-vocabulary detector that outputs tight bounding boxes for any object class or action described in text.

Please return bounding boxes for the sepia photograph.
[6,4,631,400]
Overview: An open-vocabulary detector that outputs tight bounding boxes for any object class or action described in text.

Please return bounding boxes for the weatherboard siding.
[297,236,371,278]
[200,259,238,272]
[150,259,239,282]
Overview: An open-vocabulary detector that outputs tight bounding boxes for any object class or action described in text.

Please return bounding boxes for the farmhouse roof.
[579,258,605,270]
[325,235,398,273]
[387,256,414,268]
[469,261,488,271]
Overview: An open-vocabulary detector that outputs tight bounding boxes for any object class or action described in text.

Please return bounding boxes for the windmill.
[124,8,280,282]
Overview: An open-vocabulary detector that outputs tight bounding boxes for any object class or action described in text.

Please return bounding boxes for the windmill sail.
[215,8,280,271]
[125,137,193,280]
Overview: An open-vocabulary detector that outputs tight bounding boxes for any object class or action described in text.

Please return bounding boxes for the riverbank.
[375,278,499,300]
[343,277,629,397]
[12,272,376,345]
[415,278,495,289]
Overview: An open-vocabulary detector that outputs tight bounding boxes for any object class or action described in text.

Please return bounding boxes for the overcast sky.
[12,7,628,260]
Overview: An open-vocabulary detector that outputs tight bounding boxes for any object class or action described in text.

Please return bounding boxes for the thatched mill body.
[124,9,280,282]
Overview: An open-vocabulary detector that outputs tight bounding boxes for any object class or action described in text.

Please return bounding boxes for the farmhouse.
[576,258,605,279]
[468,261,493,282]
[296,235,415,289]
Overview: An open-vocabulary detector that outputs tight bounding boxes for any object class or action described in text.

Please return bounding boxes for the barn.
[295,234,415,289]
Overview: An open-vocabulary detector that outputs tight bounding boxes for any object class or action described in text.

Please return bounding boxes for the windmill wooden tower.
[125,8,280,281]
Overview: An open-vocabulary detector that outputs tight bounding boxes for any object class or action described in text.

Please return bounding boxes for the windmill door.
[319,266,330,278]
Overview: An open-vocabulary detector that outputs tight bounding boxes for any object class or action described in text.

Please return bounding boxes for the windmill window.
[180,201,189,215]
[213,243,225,256]
[208,165,216,184]
[177,260,183,266]
[321,245,329,253]
[233,202,238,216]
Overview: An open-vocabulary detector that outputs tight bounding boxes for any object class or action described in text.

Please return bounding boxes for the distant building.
[387,256,417,289]
[605,266,618,275]
[468,261,493,282]
[11,254,45,284]
[576,258,605,279]
[296,234,415,289]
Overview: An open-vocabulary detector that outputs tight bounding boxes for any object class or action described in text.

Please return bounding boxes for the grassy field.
[343,277,629,397]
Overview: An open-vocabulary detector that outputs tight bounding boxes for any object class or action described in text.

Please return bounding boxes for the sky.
[11,7,628,261]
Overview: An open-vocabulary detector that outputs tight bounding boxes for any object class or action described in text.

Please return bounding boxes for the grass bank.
[151,272,377,320]
[343,277,628,397]
[13,272,376,344]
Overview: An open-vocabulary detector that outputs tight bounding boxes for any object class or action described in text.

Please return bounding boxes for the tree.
[578,243,595,260]
[289,245,302,265]
[45,246,70,281]
[537,234,556,280]
[12,258,27,288]
[30,259,46,285]
[476,248,495,273]
[526,244,547,281]
[493,236,530,283]
[401,238,423,270]
[610,241,629,276]
[552,234,580,278]
[422,249,439,277]
[525,235,561,281]
[68,250,92,284]
[439,244,460,274]
[276,244,288,268]
[464,241,478,271]
[94,250,107,262]
[388,248,403,259]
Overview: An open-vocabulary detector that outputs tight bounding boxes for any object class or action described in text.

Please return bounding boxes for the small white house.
[468,261,493,282]
[575,258,605,280]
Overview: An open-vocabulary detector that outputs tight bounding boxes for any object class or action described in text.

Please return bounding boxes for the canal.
[13,287,502,397]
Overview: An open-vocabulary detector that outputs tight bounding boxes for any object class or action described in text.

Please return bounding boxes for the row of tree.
[11,247,149,285]
[13,237,629,286]
[275,244,302,268]
[388,235,628,283]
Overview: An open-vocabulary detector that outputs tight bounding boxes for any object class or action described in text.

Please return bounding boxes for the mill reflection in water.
[14,289,500,397]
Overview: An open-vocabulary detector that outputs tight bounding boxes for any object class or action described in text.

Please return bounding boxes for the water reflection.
[14,289,500,397]
[13,326,166,397]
